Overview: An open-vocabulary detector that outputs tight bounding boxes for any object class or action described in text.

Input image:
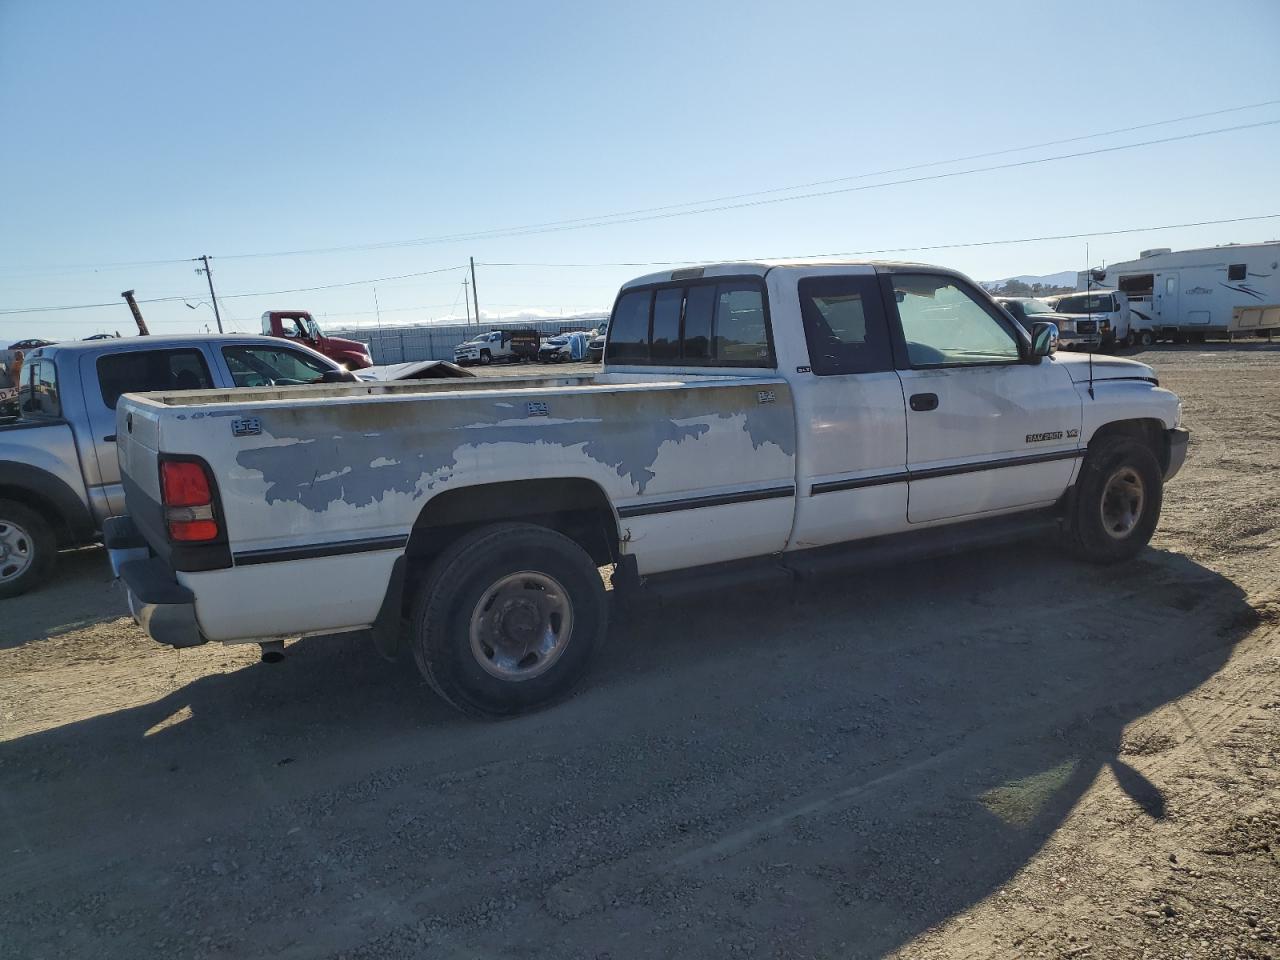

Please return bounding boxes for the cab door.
[781,267,910,550]
[884,271,1081,524]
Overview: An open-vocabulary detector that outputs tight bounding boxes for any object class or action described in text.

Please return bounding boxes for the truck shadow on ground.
[1,546,122,649]
[0,541,1259,959]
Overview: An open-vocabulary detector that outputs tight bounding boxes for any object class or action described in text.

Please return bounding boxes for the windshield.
[1021,299,1056,316]
[1056,293,1114,314]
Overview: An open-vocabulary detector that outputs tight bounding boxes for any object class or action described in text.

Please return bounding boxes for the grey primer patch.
[235,402,730,512]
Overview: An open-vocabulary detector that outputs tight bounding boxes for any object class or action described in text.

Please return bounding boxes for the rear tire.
[0,499,56,599]
[1062,437,1162,564]
[410,523,607,718]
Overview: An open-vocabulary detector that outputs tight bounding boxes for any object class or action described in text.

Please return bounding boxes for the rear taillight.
[160,460,219,542]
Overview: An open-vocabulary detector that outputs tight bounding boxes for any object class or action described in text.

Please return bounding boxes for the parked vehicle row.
[109,260,1186,719]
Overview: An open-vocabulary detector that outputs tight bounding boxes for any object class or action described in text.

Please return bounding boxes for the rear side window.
[1228,263,1247,281]
[798,275,893,375]
[23,359,60,417]
[606,289,651,361]
[97,349,214,409]
[604,278,773,368]
[222,345,333,387]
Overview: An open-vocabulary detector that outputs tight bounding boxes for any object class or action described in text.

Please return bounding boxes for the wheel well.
[404,478,620,576]
[1089,418,1168,472]
[0,483,74,545]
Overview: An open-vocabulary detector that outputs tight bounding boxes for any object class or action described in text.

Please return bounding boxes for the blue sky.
[2,0,1278,340]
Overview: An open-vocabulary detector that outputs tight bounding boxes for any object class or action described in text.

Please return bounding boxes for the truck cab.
[261,311,373,370]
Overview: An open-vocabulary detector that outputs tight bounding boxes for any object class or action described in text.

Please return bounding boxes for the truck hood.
[325,336,370,355]
[1054,353,1156,383]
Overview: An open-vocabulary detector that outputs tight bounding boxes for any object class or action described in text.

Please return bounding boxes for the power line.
[0,264,469,317]
[4,212,1279,322]
[478,213,1280,268]
[7,101,1266,277]
[190,114,1280,255]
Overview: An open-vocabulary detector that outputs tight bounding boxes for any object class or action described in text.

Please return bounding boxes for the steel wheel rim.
[0,519,34,584]
[469,571,573,681]
[1100,466,1145,539]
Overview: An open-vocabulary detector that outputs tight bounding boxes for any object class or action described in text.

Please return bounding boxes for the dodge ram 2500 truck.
[110,261,1189,718]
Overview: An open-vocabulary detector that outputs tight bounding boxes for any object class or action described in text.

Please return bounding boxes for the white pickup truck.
[110,261,1188,717]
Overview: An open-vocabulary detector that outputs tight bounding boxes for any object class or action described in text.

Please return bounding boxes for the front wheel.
[1137,330,1155,347]
[0,500,56,599]
[479,350,492,365]
[410,523,607,718]
[1062,437,1163,564]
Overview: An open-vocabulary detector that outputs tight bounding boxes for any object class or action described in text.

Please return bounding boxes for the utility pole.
[469,256,481,330]
[463,277,472,328]
[195,255,224,333]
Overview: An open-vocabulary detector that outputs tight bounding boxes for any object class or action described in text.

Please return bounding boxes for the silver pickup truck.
[0,334,354,597]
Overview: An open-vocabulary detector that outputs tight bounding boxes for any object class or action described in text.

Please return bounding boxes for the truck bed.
[117,371,796,640]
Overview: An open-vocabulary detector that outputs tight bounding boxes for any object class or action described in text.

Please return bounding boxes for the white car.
[111,261,1187,718]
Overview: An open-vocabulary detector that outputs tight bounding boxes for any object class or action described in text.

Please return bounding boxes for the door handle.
[909,393,939,412]
[102,434,117,442]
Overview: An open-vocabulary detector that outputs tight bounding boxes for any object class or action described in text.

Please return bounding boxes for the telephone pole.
[462,276,472,328]
[470,256,480,329]
[194,255,224,334]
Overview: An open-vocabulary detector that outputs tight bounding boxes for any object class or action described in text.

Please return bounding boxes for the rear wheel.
[1062,437,1162,564]
[0,500,56,599]
[410,523,607,718]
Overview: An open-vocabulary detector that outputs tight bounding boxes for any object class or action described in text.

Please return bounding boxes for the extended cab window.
[798,275,893,375]
[605,278,773,368]
[223,345,332,387]
[892,274,1019,367]
[97,349,214,409]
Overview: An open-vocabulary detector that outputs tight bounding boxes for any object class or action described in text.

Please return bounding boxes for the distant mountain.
[982,271,1077,292]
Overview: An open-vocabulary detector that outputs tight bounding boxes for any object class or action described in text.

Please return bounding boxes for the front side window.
[798,275,893,375]
[892,274,1019,367]
[603,278,773,367]
[223,345,333,387]
[97,349,214,409]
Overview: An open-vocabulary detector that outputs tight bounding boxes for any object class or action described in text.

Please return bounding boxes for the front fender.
[1080,380,1180,441]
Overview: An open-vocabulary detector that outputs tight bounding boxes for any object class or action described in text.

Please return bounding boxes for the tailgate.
[115,394,167,556]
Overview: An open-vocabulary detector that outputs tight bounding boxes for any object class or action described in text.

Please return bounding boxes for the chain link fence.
[326,318,605,364]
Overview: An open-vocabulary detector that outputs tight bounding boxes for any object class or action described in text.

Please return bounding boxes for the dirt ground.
[2,345,1278,960]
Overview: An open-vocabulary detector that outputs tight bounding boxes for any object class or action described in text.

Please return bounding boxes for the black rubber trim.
[102,515,146,551]
[233,534,409,566]
[616,485,795,518]
[811,472,910,495]
[119,556,195,606]
[810,448,1083,496]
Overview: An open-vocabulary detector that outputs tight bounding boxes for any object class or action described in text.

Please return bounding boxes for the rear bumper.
[105,516,206,649]
[1164,427,1190,482]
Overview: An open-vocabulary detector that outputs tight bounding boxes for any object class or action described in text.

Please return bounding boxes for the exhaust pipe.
[259,640,286,663]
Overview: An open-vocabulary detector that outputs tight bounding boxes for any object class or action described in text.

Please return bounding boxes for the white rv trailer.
[1076,242,1280,341]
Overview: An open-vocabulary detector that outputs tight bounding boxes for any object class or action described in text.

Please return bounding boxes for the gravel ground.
[2,344,1278,960]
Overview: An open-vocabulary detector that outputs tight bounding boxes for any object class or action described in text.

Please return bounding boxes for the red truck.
[260,311,374,370]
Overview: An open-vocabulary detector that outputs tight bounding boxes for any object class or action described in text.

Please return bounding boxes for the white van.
[1048,289,1145,348]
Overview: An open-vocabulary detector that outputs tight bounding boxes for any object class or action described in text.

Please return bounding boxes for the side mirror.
[1031,321,1059,358]
[321,368,359,384]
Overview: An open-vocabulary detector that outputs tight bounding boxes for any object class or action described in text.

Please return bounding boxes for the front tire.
[0,500,56,599]
[479,350,492,365]
[1063,437,1163,564]
[410,523,607,718]
[1137,330,1155,347]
